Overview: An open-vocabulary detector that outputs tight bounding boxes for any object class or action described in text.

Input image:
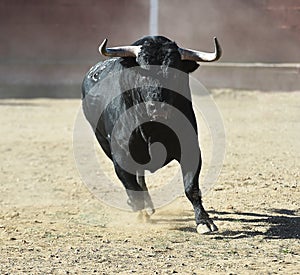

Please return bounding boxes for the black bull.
[82,36,222,233]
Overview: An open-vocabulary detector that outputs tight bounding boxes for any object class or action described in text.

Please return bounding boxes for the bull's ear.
[181,60,199,73]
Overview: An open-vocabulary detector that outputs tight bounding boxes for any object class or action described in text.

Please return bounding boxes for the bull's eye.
[92,72,100,82]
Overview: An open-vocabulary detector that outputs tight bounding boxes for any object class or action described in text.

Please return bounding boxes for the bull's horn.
[178,37,222,62]
[99,39,141,58]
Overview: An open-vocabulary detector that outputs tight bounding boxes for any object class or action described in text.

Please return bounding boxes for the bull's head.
[98,36,222,119]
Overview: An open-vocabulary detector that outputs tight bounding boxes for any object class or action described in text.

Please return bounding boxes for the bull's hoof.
[137,210,151,223]
[196,221,218,234]
[146,207,155,216]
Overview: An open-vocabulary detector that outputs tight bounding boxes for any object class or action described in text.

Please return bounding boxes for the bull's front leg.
[182,161,218,234]
[113,162,154,223]
[113,161,145,211]
[136,171,155,216]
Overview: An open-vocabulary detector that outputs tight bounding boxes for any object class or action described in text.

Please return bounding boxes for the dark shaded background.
[0,0,299,97]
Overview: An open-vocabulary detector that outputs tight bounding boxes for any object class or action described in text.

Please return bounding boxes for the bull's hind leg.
[182,164,218,234]
[137,171,155,216]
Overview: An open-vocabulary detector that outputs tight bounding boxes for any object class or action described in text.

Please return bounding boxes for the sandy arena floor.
[0,90,299,274]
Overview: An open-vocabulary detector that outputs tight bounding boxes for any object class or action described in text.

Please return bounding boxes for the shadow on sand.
[213,209,300,239]
[162,209,300,239]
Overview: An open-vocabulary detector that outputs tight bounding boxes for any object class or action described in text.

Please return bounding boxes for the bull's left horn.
[99,39,141,58]
[178,37,222,62]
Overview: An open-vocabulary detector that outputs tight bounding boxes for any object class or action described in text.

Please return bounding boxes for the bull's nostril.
[147,102,156,111]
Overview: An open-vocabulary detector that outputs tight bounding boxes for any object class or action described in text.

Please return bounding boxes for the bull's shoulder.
[81,58,126,130]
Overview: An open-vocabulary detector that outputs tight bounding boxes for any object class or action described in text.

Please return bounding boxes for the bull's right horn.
[99,39,141,58]
[179,37,222,62]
